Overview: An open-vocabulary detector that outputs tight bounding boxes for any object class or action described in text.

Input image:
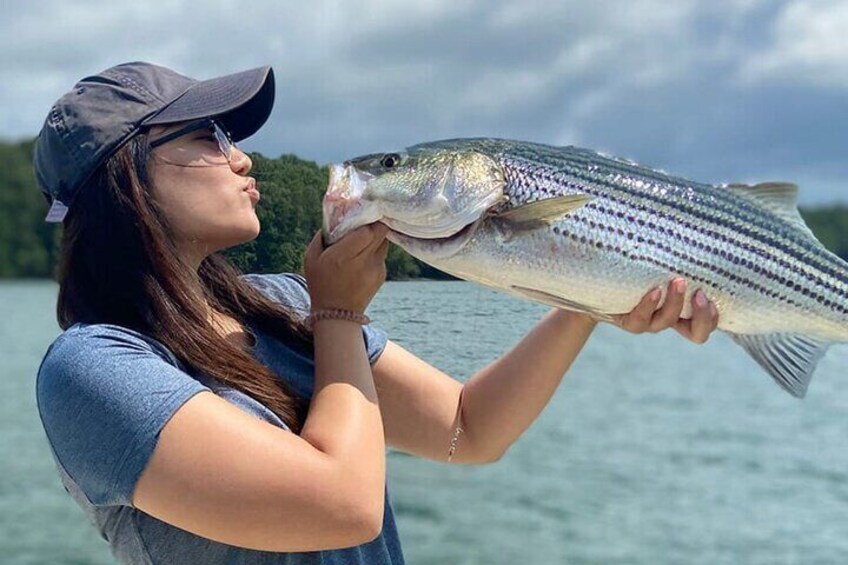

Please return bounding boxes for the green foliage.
[0,140,62,278]
[386,244,421,279]
[1,137,847,279]
[801,206,848,260]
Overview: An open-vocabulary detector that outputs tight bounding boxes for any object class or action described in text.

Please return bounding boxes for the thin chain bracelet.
[447,387,465,463]
[306,309,371,330]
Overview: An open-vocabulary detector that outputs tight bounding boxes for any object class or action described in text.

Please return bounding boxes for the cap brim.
[143,66,275,142]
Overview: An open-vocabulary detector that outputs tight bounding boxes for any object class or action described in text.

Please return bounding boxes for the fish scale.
[325,138,848,397]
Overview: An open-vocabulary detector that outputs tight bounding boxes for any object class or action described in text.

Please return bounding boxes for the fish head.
[323,143,506,257]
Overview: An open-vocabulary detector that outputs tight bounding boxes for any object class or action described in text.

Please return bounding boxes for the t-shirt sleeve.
[36,325,209,507]
[242,272,388,364]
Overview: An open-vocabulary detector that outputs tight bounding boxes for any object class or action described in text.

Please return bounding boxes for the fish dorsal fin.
[725,182,817,239]
[495,194,592,227]
[728,332,832,398]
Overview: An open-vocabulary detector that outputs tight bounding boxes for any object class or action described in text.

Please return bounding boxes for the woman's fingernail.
[649,288,662,301]
[674,278,686,293]
[695,290,707,308]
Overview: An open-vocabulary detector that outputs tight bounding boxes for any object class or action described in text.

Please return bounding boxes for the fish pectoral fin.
[494,194,592,227]
[510,285,614,322]
[724,182,819,240]
[728,332,833,398]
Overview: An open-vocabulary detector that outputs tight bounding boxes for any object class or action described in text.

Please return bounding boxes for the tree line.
[1,139,847,280]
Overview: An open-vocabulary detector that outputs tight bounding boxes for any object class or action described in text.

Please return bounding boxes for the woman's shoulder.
[240,272,310,316]
[42,322,179,367]
[36,322,210,508]
[37,325,190,409]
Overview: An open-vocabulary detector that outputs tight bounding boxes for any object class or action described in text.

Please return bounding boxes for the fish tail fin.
[728,332,833,397]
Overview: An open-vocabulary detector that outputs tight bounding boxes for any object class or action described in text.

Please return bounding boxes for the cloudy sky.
[3,0,848,204]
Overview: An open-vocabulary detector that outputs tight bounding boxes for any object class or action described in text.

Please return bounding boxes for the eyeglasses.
[149,118,236,167]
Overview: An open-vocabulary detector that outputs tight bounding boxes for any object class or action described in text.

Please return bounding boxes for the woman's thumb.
[304,230,324,263]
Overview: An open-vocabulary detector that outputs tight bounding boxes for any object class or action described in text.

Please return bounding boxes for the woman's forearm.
[301,320,385,511]
[459,309,597,462]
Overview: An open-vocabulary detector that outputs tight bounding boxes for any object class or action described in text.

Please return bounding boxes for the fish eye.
[380,153,401,169]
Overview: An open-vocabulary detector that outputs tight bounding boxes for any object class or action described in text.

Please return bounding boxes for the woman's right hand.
[303,223,390,314]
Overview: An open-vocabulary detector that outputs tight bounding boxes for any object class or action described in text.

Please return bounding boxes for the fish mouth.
[323,164,380,244]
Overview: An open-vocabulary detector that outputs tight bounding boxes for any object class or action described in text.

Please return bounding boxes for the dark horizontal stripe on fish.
[561,214,803,309]
[505,153,844,278]
[555,222,757,307]
[508,149,848,284]
[503,164,848,299]
[507,143,712,200]
[560,211,845,314]
[556,220,832,316]
[504,142,820,249]
[494,142,846,273]
[501,154,848,292]
[584,201,846,306]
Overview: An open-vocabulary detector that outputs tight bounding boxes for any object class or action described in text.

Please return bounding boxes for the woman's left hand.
[610,278,719,344]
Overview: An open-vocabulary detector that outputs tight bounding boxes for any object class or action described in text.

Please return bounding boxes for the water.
[2,280,847,564]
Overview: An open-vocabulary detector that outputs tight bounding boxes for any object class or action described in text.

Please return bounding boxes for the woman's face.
[148,121,261,267]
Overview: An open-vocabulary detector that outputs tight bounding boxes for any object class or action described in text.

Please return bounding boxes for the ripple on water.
[392,500,442,524]
[789,460,848,486]
[515,494,575,523]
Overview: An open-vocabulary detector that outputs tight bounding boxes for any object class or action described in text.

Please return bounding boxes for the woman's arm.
[374,278,718,464]
[133,320,384,551]
[373,309,594,464]
[134,226,391,552]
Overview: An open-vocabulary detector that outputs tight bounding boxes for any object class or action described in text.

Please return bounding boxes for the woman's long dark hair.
[56,134,309,432]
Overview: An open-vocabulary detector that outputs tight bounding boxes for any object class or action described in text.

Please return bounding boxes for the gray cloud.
[3,0,847,204]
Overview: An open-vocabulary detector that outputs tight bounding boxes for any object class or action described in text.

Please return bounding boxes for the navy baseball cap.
[33,61,275,222]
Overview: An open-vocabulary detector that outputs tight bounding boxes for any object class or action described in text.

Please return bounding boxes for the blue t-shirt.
[36,273,404,565]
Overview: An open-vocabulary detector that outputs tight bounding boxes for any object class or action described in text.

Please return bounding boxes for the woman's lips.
[244,180,260,203]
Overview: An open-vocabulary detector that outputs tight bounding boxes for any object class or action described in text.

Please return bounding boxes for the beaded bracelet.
[306,308,371,330]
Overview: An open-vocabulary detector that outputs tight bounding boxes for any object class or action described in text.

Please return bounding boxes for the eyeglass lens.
[212,123,233,161]
[149,119,237,167]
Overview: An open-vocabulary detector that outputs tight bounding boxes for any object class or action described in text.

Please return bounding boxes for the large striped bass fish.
[322,139,848,397]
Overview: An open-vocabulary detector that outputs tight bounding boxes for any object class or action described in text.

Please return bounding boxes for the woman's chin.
[240,216,262,241]
[216,223,261,251]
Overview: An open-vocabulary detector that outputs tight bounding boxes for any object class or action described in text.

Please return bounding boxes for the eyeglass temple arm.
[148,118,215,148]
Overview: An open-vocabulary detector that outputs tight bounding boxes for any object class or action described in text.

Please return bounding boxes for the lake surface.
[1,280,847,564]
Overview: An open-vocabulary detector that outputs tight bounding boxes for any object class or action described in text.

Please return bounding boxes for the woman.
[34,62,719,564]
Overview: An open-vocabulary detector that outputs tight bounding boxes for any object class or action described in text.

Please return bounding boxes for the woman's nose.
[230,146,252,175]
